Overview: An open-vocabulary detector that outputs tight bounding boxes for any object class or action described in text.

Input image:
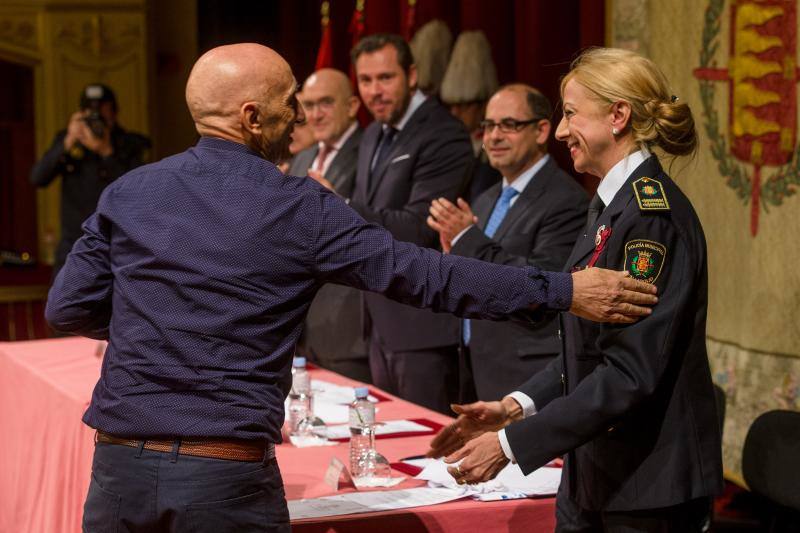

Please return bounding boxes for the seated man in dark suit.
[428,84,588,401]
[288,68,369,382]
[310,34,472,414]
[288,68,362,197]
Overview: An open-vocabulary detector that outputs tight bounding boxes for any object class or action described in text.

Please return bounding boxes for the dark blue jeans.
[83,442,290,532]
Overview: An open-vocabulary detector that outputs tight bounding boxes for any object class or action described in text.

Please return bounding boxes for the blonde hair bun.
[562,47,697,157]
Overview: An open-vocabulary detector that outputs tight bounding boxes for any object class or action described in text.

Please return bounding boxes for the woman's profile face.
[555,78,615,178]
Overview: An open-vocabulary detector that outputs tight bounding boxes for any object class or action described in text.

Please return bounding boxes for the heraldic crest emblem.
[694,0,800,236]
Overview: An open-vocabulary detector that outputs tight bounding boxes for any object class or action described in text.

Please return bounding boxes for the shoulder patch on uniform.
[624,239,666,284]
[632,177,670,211]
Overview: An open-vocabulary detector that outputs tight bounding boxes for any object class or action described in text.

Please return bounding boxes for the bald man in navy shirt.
[47,43,657,533]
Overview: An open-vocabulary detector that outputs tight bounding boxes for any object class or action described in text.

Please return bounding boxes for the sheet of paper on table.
[311,402,349,424]
[311,380,379,404]
[283,380,380,425]
[321,419,433,440]
[288,487,467,521]
[289,434,338,448]
[414,458,561,501]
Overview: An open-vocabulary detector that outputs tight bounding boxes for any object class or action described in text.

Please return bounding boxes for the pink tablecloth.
[0,337,556,532]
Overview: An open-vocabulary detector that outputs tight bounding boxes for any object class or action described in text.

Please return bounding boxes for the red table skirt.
[0,337,556,532]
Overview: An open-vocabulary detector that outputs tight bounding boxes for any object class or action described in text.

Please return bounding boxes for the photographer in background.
[30,83,150,277]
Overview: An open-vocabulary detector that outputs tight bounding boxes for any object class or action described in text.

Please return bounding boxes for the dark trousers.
[315,356,372,385]
[83,441,289,533]
[368,333,459,415]
[555,477,710,533]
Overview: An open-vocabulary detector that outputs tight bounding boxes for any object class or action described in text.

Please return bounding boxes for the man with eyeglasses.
[288,68,362,198]
[288,68,370,382]
[428,84,588,401]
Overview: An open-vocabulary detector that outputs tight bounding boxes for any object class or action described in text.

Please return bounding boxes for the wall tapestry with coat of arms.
[610,0,800,485]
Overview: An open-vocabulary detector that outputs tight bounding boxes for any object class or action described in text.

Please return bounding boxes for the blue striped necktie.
[463,186,520,345]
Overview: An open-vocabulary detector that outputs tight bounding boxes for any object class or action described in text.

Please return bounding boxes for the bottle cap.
[354,386,369,399]
[293,356,306,368]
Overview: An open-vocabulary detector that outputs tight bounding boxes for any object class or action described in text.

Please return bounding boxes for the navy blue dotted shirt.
[45,137,572,443]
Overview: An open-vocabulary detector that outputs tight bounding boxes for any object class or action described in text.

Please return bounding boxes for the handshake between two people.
[425,397,521,486]
[425,263,658,486]
[423,196,660,484]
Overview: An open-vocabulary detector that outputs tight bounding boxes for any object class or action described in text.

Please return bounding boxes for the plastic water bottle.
[288,357,312,435]
[348,387,375,477]
[291,356,310,395]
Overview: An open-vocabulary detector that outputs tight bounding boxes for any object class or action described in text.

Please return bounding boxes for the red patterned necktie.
[315,144,333,171]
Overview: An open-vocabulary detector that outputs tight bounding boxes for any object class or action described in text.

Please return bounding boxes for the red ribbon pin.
[586,225,612,268]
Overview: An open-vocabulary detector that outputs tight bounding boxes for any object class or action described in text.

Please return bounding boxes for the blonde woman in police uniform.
[429,48,723,532]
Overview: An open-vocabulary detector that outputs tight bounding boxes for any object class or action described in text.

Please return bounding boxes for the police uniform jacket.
[505,154,724,511]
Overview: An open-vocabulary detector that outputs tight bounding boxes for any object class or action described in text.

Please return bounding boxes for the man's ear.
[407,64,418,91]
[535,119,552,146]
[241,102,262,134]
[347,95,361,119]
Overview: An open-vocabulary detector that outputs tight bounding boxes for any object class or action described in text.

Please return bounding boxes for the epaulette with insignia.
[632,176,670,211]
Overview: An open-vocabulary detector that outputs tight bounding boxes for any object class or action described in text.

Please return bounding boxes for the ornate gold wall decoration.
[0,2,149,266]
[0,14,39,56]
[53,13,142,60]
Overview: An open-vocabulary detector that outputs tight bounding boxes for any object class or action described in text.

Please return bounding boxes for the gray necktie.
[585,193,605,231]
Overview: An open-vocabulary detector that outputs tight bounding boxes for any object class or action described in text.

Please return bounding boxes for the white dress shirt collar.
[503,154,550,197]
[449,154,551,247]
[313,122,359,175]
[391,89,427,132]
[328,121,358,151]
[596,146,651,206]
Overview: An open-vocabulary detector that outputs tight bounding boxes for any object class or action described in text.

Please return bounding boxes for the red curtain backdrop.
[266,0,605,190]
[199,1,605,111]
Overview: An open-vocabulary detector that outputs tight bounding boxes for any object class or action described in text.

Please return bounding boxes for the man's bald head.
[303,68,353,99]
[299,68,359,146]
[185,43,303,161]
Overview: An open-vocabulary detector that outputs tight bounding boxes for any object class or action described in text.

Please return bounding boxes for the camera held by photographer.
[30,83,151,277]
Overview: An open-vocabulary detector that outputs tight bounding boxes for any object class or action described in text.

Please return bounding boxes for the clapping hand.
[426,197,477,252]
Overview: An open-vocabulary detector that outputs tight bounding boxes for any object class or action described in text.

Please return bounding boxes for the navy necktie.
[370,127,398,174]
[464,186,520,345]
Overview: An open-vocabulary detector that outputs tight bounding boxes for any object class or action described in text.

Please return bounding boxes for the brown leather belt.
[96,431,275,462]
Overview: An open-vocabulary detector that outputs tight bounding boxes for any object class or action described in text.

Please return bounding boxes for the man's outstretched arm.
[311,187,657,323]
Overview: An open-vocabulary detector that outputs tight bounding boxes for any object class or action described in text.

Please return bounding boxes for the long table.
[0,337,556,532]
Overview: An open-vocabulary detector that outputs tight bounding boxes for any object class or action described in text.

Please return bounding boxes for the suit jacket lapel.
[367,98,434,203]
[354,124,380,204]
[288,145,317,177]
[325,128,361,190]
[564,155,663,270]
[490,157,554,241]
[476,185,502,231]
